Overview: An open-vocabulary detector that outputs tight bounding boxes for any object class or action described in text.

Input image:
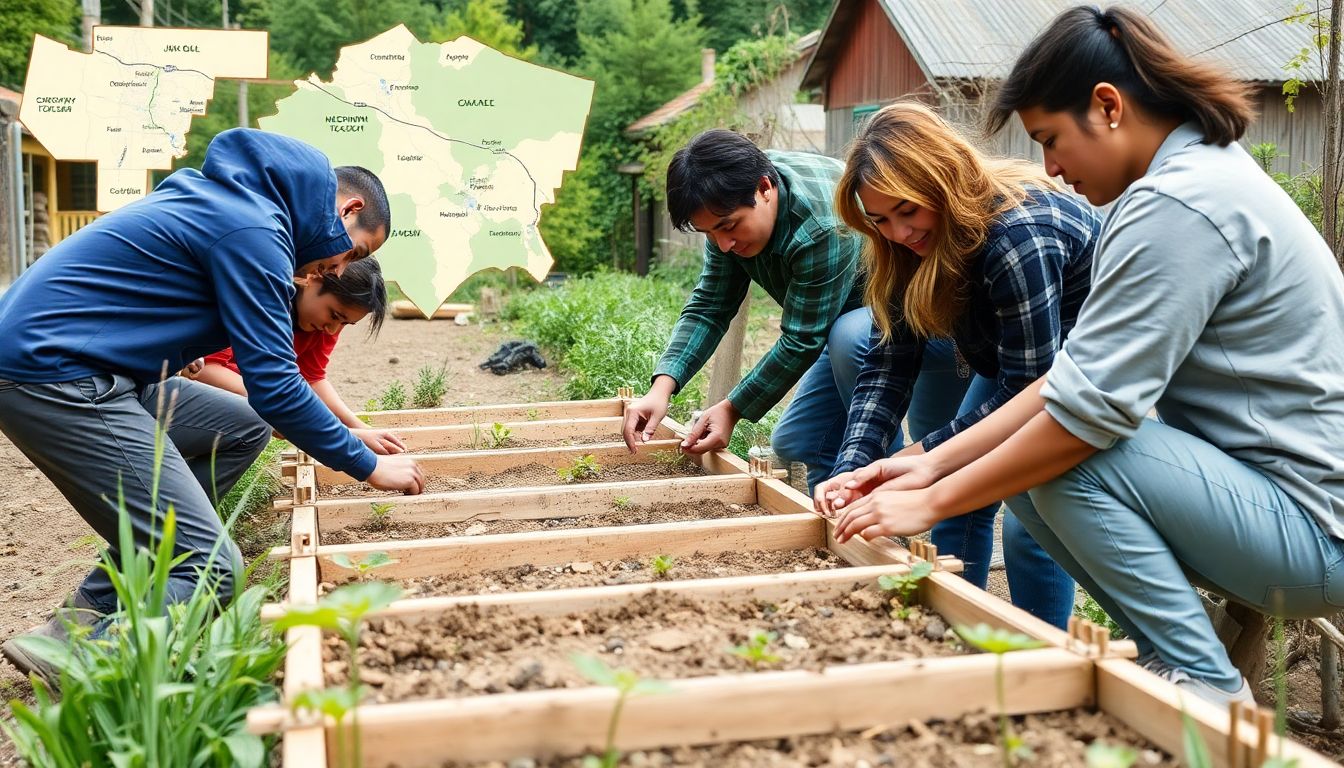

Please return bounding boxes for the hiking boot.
[1141,657,1256,707]
[1,594,105,689]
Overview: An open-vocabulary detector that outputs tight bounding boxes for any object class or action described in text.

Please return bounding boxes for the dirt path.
[0,317,562,762]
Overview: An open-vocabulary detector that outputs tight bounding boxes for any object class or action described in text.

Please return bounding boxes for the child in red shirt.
[192,258,405,455]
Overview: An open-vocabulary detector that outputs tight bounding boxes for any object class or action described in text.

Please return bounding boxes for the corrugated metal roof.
[882,0,1314,83]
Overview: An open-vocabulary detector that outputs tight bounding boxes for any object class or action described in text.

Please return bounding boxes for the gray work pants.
[0,373,270,612]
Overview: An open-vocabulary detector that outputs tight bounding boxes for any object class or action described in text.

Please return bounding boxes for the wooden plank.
[357,399,623,428]
[377,416,670,453]
[247,648,1093,766]
[316,439,685,486]
[295,474,757,530]
[303,514,825,583]
[262,563,927,622]
[1096,658,1338,768]
[290,505,317,556]
[281,728,327,768]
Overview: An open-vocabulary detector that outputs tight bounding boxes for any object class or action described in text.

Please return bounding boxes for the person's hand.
[622,381,675,452]
[365,454,425,494]
[682,398,740,455]
[353,428,407,455]
[833,487,940,543]
[816,456,939,515]
[180,358,205,379]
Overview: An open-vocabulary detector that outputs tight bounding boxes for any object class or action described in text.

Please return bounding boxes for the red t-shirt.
[203,328,341,383]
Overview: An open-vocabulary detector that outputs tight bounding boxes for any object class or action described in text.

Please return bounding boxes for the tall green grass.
[504,272,707,421]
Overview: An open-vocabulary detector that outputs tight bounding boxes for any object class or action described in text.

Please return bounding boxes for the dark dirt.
[317,460,708,498]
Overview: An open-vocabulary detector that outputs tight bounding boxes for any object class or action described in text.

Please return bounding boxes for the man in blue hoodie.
[0,129,423,681]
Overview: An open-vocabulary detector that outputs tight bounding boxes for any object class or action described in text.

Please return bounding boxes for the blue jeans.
[771,307,1075,627]
[1010,419,1344,689]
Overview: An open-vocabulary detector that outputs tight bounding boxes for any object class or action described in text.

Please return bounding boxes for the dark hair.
[666,129,780,232]
[318,256,387,337]
[987,5,1254,146]
[334,165,392,235]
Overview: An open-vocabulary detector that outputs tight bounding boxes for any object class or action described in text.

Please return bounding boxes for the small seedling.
[649,554,675,578]
[487,422,513,449]
[378,381,407,411]
[557,454,602,483]
[275,581,403,768]
[526,408,541,421]
[954,624,1047,768]
[356,413,373,425]
[572,654,669,768]
[364,397,380,413]
[411,365,448,409]
[368,501,395,530]
[650,449,688,467]
[728,630,782,671]
[291,685,366,768]
[1085,743,1138,768]
[877,561,934,619]
[329,551,398,582]
[612,495,633,509]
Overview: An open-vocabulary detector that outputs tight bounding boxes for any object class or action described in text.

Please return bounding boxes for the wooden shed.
[801,0,1324,176]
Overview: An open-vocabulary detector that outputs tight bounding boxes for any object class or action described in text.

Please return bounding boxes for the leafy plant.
[411,365,448,409]
[290,685,366,768]
[954,624,1047,767]
[1074,592,1126,640]
[273,580,403,768]
[571,654,669,768]
[368,501,395,531]
[649,554,675,578]
[557,454,602,483]
[877,561,933,620]
[728,630,782,671]
[3,419,286,768]
[1085,743,1138,768]
[612,495,633,509]
[487,422,513,449]
[378,381,407,412]
[526,408,541,421]
[329,552,398,582]
[364,398,380,413]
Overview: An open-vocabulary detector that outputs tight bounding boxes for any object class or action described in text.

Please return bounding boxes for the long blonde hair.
[836,102,1059,341]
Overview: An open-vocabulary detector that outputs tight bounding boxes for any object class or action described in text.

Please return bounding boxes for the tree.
[266,0,436,78]
[510,0,582,65]
[0,0,79,90]
[693,0,831,54]
[1284,1,1344,264]
[432,0,537,60]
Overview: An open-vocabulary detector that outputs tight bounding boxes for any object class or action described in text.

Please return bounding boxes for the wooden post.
[1322,631,1341,731]
[705,295,750,406]
[1215,601,1271,689]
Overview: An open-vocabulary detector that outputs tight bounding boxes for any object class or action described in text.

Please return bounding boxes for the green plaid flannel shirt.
[653,151,864,422]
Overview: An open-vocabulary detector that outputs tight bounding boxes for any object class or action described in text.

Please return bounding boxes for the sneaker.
[1,594,105,689]
[1140,657,1256,707]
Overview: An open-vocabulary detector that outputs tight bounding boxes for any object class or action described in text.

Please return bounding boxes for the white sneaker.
[1141,658,1256,707]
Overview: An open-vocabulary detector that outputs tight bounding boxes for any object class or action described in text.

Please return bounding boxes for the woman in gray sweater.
[829,5,1344,707]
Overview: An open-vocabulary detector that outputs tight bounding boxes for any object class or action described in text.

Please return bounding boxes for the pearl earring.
[1109,122,1118,129]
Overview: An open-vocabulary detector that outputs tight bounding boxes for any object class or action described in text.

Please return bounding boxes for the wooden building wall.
[823,0,931,111]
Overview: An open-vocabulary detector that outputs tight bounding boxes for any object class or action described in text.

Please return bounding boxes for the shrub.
[411,366,448,409]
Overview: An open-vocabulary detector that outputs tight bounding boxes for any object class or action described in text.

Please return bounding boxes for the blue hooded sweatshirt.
[0,128,378,480]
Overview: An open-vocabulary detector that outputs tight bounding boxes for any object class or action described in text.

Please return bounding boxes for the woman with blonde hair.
[815,101,1101,628]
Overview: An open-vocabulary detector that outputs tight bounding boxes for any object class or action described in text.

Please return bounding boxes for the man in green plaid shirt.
[622,129,876,488]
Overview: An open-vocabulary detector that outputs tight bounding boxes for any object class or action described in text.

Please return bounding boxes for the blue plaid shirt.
[833,189,1102,476]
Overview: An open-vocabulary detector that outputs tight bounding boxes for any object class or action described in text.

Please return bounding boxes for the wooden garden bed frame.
[249,396,1336,768]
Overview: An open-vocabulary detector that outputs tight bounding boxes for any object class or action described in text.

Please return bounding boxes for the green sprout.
[356,413,373,425]
[290,685,366,768]
[649,554,675,578]
[411,365,448,409]
[1085,743,1138,768]
[557,454,602,483]
[329,552,398,582]
[954,624,1047,768]
[363,397,380,413]
[274,581,403,768]
[487,422,513,449]
[728,630,782,671]
[877,561,933,619]
[572,654,669,768]
[612,495,633,510]
[378,381,406,411]
[650,449,688,467]
[368,501,395,530]
[526,408,541,421]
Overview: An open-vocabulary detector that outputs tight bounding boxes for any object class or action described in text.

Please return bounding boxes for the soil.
[453,709,1177,767]
[320,499,770,544]
[410,433,626,454]
[317,460,707,498]
[369,547,843,598]
[323,588,966,704]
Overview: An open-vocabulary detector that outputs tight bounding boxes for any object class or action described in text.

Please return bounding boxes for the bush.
[378,381,407,411]
[411,365,448,409]
[505,272,706,420]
